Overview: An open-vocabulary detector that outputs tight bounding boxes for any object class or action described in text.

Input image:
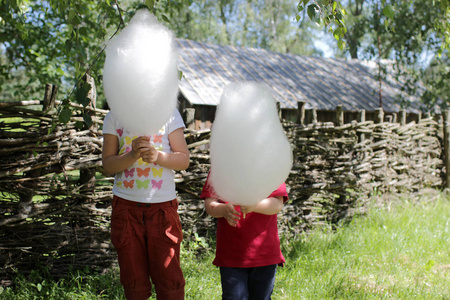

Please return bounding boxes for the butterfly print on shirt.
[137,168,151,177]
[124,168,135,178]
[151,167,163,178]
[123,180,135,189]
[153,134,163,143]
[151,179,163,190]
[136,179,150,189]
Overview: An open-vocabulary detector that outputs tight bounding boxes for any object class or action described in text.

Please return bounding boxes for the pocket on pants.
[111,206,131,249]
[160,207,183,245]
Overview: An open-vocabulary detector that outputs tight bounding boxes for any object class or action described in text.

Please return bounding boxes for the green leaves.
[294,1,417,54]
[332,1,337,12]
[1,0,112,103]
[307,4,319,22]
[57,80,91,126]
[75,82,92,108]
[58,107,72,124]
[161,14,170,23]
[382,5,395,19]
[296,1,348,50]
[382,4,395,30]
[82,113,92,127]
[146,0,156,9]
[333,27,346,41]
[337,39,345,50]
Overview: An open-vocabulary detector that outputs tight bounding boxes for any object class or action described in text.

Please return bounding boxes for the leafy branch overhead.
[296,0,449,54]
[1,0,449,121]
[296,0,449,110]
[297,0,348,50]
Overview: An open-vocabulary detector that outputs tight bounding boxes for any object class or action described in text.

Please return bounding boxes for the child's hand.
[240,205,256,215]
[223,203,240,227]
[141,144,159,164]
[131,136,151,159]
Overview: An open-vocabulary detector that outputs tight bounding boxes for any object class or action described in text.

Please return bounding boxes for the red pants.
[111,196,185,300]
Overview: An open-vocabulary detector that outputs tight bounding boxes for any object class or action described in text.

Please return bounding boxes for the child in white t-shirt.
[102,108,189,300]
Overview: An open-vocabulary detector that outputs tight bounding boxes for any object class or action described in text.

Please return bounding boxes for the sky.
[313,33,336,58]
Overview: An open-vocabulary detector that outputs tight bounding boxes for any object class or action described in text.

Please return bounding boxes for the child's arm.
[141,128,190,170]
[102,134,150,175]
[204,198,241,227]
[240,196,284,216]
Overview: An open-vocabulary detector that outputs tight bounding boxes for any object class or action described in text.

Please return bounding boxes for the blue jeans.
[219,265,277,300]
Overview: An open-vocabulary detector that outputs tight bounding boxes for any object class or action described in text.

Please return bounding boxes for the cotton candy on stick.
[103,9,179,135]
[209,82,293,206]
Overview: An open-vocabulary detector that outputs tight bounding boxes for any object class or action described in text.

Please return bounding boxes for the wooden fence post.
[78,74,97,191]
[43,83,58,111]
[296,101,305,125]
[276,102,282,120]
[306,108,318,124]
[183,108,195,130]
[336,104,344,126]
[398,109,406,125]
[443,110,450,189]
[375,107,384,123]
[357,109,366,143]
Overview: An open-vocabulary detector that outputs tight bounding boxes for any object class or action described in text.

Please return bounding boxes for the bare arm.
[153,127,190,170]
[240,196,284,216]
[102,134,150,175]
[140,128,190,170]
[204,198,240,227]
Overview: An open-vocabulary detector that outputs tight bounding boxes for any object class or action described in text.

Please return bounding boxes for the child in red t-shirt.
[200,175,288,300]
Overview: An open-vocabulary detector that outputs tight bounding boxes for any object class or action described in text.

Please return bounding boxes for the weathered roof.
[176,38,421,113]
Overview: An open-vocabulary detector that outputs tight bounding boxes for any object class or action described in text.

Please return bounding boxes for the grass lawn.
[273,195,450,299]
[1,194,449,299]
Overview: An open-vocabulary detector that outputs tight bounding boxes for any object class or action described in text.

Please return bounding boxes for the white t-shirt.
[103,109,185,203]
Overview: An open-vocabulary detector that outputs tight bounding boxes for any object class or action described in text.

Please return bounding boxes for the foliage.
[0,1,115,102]
[1,0,449,118]
[296,0,349,51]
[154,0,324,56]
[0,267,124,299]
[297,0,449,53]
[0,0,322,105]
[0,0,184,116]
[422,52,450,111]
[297,0,450,111]
[367,0,449,111]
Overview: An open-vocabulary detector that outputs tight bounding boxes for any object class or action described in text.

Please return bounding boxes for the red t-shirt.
[200,177,288,268]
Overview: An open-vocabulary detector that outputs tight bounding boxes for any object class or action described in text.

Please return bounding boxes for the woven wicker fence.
[0,84,445,284]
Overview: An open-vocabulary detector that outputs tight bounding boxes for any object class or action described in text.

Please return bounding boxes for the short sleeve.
[102,112,118,136]
[167,109,185,134]
[200,173,215,199]
[268,183,289,202]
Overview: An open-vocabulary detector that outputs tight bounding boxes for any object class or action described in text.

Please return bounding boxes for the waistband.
[112,195,178,209]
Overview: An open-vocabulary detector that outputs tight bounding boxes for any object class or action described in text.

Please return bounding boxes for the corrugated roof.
[176,38,421,113]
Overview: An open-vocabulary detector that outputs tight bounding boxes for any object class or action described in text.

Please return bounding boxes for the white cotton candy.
[103,9,179,135]
[209,82,293,206]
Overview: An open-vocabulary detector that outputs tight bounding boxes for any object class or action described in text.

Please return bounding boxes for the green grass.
[275,196,450,300]
[1,195,449,299]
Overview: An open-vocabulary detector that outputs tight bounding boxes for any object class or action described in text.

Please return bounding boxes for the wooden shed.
[175,38,423,130]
